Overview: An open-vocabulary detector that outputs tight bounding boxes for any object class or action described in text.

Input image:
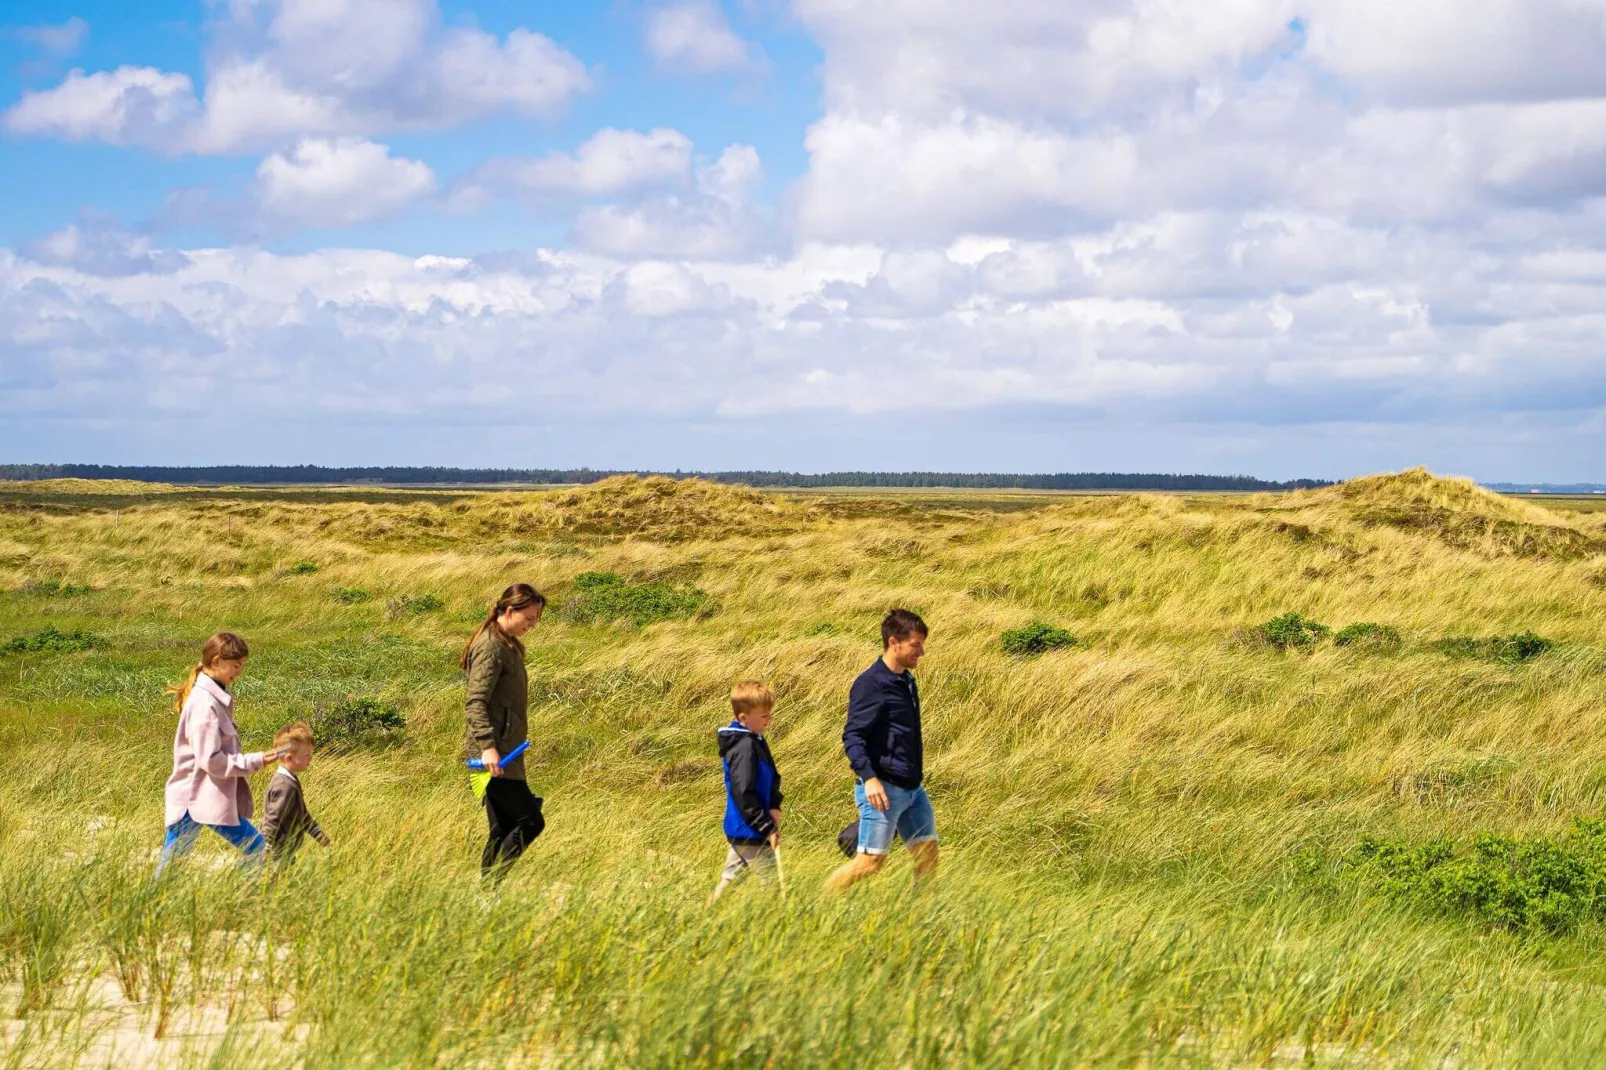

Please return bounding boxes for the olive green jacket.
[463,631,529,781]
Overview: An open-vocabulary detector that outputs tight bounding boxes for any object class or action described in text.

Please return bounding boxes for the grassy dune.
[2,469,1606,1066]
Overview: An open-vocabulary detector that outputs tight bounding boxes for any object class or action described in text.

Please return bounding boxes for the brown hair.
[881,608,928,649]
[460,583,547,670]
[730,680,775,719]
[273,721,314,750]
[167,631,250,714]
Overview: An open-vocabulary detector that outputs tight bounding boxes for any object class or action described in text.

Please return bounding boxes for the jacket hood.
[717,720,757,759]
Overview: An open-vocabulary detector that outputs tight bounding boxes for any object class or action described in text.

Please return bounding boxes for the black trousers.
[482,778,545,878]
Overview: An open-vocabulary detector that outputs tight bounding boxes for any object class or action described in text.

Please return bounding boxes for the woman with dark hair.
[463,583,547,879]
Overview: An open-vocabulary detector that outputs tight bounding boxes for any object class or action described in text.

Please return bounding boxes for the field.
[3,469,1606,1067]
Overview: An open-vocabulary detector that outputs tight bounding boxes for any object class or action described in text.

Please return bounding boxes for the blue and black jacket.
[718,721,783,844]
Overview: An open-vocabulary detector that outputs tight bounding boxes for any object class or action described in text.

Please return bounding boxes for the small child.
[259,722,330,861]
[712,681,783,900]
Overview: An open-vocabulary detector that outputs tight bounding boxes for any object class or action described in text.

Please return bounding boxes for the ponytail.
[167,631,250,713]
[461,583,546,670]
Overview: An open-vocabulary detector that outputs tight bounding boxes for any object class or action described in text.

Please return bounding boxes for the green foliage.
[1349,819,1606,935]
[1333,622,1403,652]
[1,625,104,655]
[309,696,406,749]
[335,587,372,605]
[22,580,92,596]
[805,621,841,637]
[1001,621,1078,657]
[1430,630,1554,664]
[388,593,444,616]
[562,571,709,627]
[287,561,319,575]
[1259,612,1331,650]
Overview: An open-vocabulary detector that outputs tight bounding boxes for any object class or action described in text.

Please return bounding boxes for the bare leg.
[824,851,885,894]
[909,840,939,883]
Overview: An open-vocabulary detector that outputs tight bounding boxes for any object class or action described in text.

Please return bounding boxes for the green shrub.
[563,572,709,627]
[1001,622,1078,657]
[287,561,319,575]
[1333,622,1403,652]
[335,587,372,605]
[1349,819,1606,935]
[389,593,444,616]
[1430,630,1553,664]
[23,580,92,596]
[1259,612,1330,650]
[310,697,406,749]
[1,626,104,655]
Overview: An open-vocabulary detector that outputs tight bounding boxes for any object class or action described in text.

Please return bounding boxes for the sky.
[1,1,1604,481]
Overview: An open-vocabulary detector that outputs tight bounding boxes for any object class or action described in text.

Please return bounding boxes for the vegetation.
[309,696,407,750]
[1,469,1605,1065]
[1431,631,1555,664]
[1333,621,1404,652]
[0,463,1330,491]
[1258,611,1331,650]
[561,571,710,627]
[999,621,1078,657]
[1,625,103,655]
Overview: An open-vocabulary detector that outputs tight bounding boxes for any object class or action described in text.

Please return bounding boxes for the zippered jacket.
[718,721,783,844]
[462,631,529,780]
[842,658,923,789]
[163,672,266,827]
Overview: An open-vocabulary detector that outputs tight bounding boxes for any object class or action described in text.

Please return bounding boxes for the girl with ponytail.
[157,632,280,875]
[463,583,547,879]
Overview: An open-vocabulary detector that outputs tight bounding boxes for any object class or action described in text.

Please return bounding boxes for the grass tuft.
[1,625,104,655]
[1000,621,1078,657]
[561,571,709,626]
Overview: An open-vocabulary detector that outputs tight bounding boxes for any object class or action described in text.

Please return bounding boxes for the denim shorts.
[854,780,937,855]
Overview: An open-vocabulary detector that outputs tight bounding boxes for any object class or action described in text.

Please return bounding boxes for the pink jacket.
[163,672,266,827]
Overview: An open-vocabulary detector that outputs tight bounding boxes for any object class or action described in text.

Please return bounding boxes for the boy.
[260,721,331,861]
[712,681,783,900]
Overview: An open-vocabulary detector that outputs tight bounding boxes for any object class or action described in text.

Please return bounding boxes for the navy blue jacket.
[718,721,782,844]
[842,658,922,789]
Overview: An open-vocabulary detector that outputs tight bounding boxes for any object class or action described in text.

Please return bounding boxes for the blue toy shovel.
[467,740,529,799]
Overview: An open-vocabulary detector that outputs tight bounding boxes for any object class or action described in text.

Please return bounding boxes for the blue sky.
[2,0,1604,480]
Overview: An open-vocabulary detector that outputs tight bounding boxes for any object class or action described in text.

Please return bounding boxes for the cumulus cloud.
[21,215,189,277]
[255,139,436,227]
[2,0,589,154]
[461,128,693,204]
[573,145,767,259]
[645,1,765,75]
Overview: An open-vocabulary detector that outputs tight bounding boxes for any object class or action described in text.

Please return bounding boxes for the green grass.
[2,470,1606,1065]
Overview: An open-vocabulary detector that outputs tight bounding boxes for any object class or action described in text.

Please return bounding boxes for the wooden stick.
[773,842,787,898]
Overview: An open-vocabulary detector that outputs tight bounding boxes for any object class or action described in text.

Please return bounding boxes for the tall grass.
[2,471,1605,1065]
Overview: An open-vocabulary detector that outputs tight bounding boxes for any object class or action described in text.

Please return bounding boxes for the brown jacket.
[260,768,324,857]
[463,631,529,780]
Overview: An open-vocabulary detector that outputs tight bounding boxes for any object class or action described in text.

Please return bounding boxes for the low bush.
[387,594,444,618]
[1333,622,1403,652]
[562,572,709,627]
[287,561,319,575]
[1259,612,1330,651]
[310,697,406,749]
[1349,819,1606,935]
[1001,622,1078,657]
[1,626,104,655]
[23,580,92,596]
[1430,630,1553,664]
[335,587,372,605]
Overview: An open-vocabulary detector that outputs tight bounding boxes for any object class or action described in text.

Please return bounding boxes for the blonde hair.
[273,721,314,750]
[731,680,774,719]
[167,631,250,714]
[460,583,546,670]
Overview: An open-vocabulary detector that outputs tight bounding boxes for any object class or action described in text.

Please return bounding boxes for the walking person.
[157,632,281,876]
[825,609,938,892]
[463,583,547,880]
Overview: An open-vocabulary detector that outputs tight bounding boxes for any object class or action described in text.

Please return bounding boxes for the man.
[825,608,937,892]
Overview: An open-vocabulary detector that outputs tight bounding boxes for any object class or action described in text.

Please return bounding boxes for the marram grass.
[2,471,1606,1067]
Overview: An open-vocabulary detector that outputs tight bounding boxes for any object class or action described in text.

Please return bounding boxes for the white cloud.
[2,0,590,154]
[465,128,693,202]
[572,145,767,259]
[21,216,190,277]
[645,1,765,75]
[255,139,436,227]
[8,16,89,58]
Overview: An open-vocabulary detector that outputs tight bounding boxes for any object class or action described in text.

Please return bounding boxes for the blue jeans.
[854,780,937,856]
[157,813,265,876]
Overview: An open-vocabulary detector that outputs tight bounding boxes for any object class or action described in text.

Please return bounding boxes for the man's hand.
[480,747,502,777]
[863,777,889,812]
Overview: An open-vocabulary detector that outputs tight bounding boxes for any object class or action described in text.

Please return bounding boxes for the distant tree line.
[0,464,1331,492]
